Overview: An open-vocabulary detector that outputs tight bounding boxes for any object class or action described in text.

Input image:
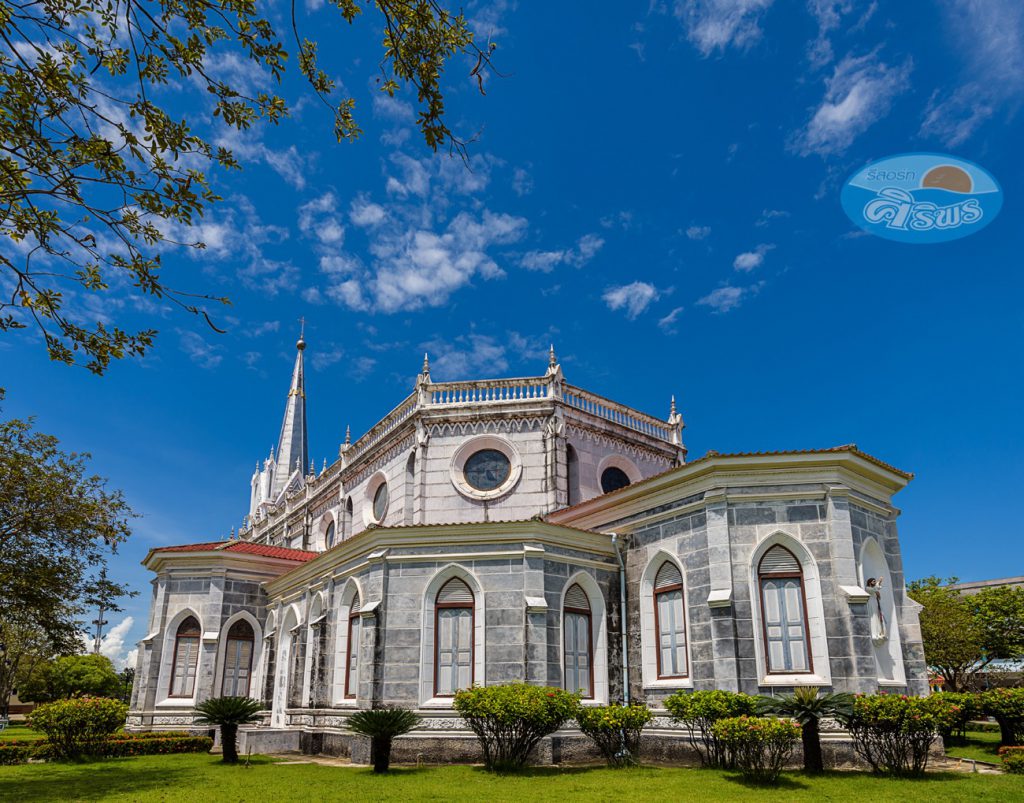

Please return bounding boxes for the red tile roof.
[152,540,317,561]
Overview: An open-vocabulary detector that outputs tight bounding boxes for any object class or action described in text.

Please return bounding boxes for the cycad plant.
[757,687,853,773]
[193,696,264,764]
[346,707,419,773]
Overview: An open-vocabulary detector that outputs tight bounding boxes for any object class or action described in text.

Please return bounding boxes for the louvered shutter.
[759,545,800,574]
[564,583,590,611]
[437,578,474,604]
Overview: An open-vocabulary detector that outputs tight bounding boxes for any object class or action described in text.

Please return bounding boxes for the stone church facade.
[128,336,928,759]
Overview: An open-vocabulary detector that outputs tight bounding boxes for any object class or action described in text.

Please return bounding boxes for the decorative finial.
[309,459,315,475]
[345,425,351,445]
[295,456,301,471]
[548,344,557,368]
[229,526,235,540]
[670,395,677,417]
[422,352,430,376]
[296,316,306,351]
[322,458,327,474]
[269,444,275,460]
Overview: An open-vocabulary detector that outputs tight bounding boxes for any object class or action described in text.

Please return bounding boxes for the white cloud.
[603,282,662,319]
[697,281,764,312]
[350,196,388,227]
[512,167,534,196]
[673,0,775,56]
[733,243,775,271]
[178,330,224,368]
[244,320,280,337]
[423,334,509,380]
[794,52,912,156]
[298,192,345,247]
[215,127,310,190]
[920,0,1024,146]
[519,233,604,272]
[686,225,711,240]
[98,616,135,670]
[311,345,345,372]
[372,93,415,122]
[658,306,685,334]
[756,208,790,227]
[805,1,870,68]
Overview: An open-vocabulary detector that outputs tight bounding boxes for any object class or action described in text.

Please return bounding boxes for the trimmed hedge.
[713,716,802,785]
[1003,752,1024,774]
[0,733,213,765]
[575,703,653,767]
[664,690,758,769]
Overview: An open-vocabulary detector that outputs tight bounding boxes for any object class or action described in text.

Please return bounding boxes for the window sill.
[420,697,455,709]
[643,677,694,689]
[156,698,196,708]
[758,674,829,687]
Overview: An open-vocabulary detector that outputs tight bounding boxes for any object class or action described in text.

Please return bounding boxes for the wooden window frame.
[654,575,689,680]
[344,611,360,699]
[757,546,814,675]
[433,585,475,698]
[169,617,201,698]
[563,596,595,700]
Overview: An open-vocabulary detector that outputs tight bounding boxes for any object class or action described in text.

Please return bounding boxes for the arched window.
[758,545,812,673]
[566,444,580,506]
[222,619,255,696]
[434,578,474,696]
[345,593,361,699]
[404,452,416,525]
[325,520,336,548]
[563,584,593,698]
[343,497,353,539]
[600,466,631,494]
[169,616,201,697]
[654,563,687,678]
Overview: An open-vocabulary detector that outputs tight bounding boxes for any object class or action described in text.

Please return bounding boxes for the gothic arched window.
[563,583,593,698]
[434,578,474,696]
[345,593,361,699]
[758,545,812,673]
[654,562,688,678]
[600,466,631,494]
[170,616,201,697]
[222,619,255,696]
[325,520,336,548]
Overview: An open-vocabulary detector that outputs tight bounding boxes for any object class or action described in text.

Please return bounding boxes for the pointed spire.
[322,458,328,474]
[549,343,557,369]
[309,459,315,475]
[345,425,351,445]
[271,329,309,498]
[422,352,430,377]
[670,395,677,418]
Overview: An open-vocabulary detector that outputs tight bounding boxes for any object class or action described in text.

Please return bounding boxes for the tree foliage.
[0,0,496,373]
[0,399,134,715]
[908,576,1024,692]
[712,716,801,785]
[664,689,757,769]
[757,686,853,773]
[193,695,263,763]
[27,696,129,759]
[345,706,419,773]
[574,702,653,767]
[17,654,123,704]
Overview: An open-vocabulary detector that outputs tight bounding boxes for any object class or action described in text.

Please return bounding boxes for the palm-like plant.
[758,687,853,773]
[193,696,264,764]
[345,707,419,773]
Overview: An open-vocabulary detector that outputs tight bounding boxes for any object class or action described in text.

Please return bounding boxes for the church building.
[127,334,928,760]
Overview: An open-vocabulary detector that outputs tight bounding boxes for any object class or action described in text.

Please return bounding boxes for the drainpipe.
[610,534,629,704]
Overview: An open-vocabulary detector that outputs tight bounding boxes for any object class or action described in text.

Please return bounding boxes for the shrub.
[0,734,211,765]
[757,687,853,773]
[27,697,128,759]
[1002,752,1024,774]
[575,703,653,767]
[982,688,1024,747]
[0,743,43,765]
[193,696,263,764]
[345,708,420,773]
[930,691,981,746]
[845,693,960,778]
[664,689,757,768]
[713,716,801,785]
[453,684,581,771]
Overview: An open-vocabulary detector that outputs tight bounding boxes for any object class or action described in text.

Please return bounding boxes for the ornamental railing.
[426,376,552,405]
[345,391,418,463]
[563,384,671,441]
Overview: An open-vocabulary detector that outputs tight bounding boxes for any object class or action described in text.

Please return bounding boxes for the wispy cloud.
[756,209,790,227]
[733,243,775,271]
[658,306,685,334]
[519,233,604,272]
[673,0,775,56]
[178,330,224,368]
[697,282,765,312]
[793,51,912,156]
[603,282,662,319]
[686,225,711,240]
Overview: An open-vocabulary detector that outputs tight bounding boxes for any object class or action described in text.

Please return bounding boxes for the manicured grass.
[945,730,1003,764]
[3,754,1024,802]
[0,724,42,742]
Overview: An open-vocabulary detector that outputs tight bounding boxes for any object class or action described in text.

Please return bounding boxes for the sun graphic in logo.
[922,164,973,193]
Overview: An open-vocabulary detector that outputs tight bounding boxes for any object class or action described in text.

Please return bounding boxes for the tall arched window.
[434,578,474,696]
[222,619,255,696]
[758,545,812,673]
[324,520,336,548]
[566,444,580,506]
[345,593,361,699]
[169,616,201,697]
[563,584,593,698]
[343,497,353,539]
[654,563,688,678]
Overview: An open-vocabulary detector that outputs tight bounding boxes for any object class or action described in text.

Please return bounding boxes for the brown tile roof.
[152,540,317,561]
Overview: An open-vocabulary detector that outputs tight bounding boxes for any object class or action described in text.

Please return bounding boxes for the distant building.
[127,336,929,760]
[950,577,1024,595]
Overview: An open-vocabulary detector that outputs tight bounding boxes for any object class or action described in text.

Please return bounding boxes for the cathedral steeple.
[271,327,309,498]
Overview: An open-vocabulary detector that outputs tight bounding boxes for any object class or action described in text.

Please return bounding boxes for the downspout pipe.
[610,533,629,705]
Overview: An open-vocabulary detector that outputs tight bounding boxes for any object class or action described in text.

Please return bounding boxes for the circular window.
[600,466,631,494]
[464,449,511,491]
[372,483,389,521]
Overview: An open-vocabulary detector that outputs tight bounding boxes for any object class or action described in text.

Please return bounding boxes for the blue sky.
[3,0,1023,666]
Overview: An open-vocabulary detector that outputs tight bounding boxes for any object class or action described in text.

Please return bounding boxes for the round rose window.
[464,449,512,491]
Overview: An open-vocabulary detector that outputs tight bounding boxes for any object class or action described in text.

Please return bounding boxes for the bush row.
[928,689,1024,747]
[0,734,213,765]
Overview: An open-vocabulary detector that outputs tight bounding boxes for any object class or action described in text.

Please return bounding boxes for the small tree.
[713,716,802,785]
[757,687,853,773]
[453,684,581,771]
[845,693,960,777]
[929,691,980,746]
[345,708,420,773]
[664,689,757,768]
[193,697,263,764]
[27,696,128,759]
[982,688,1024,747]
[575,703,653,767]
[18,654,122,703]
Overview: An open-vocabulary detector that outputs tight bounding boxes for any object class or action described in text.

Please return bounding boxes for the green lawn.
[2,755,1024,802]
[0,724,40,742]
[945,730,1003,764]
